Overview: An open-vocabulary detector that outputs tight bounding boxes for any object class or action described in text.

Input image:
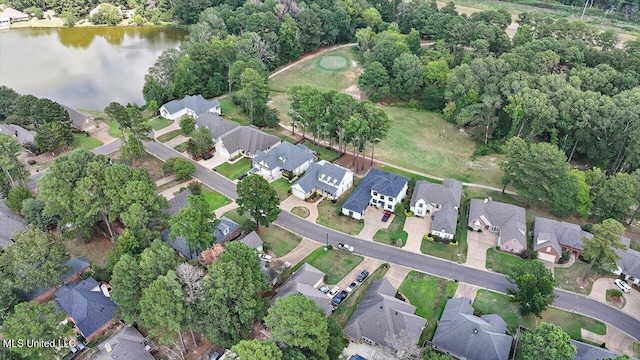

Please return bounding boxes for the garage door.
[537,252,556,262]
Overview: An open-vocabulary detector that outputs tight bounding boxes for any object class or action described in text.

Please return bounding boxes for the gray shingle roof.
[213,216,241,243]
[469,198,527,250]
[432,298,512,360]
[61,104,95,130]
[162,189,191,217]
[0,202,25,248]
[162,216,240,259]
[240,231,263,249]
[276,263,331,314]
[253,142,315,172]
[343,279,426,347]
[342,169,408,214]
[94,326,154,360]
[55,277,117,339]
[571,339,619,360]
[161,95,220,117]
[0,124,35,145]
[411,179,463,236]
[160,229,197,259]
[533,217,593,256]
[293,160,350,196]
[615,247,640,278]
[219,126,280,156]
[22,257,90,301]
[195,113,239,140]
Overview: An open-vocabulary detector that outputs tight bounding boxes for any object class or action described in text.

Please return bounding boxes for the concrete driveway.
[334,257,383,288]
[164,134,189,148]
[385,264,410,289]
[590,277,640,320]
[280,196,319,222]
[356,207,391,241]
[198,154,227,170]
[466,230,498,270]
[277,237,321,264]
[453,282,481,302]
[403,216,430,254]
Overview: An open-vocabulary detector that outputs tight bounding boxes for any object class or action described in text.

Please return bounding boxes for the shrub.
[394,203,405,216]
[7,186,33,212]
[608,289,623,298]
[449,240,459,246]
[472,141,503,158]
[163,157,195,180]
[187,181,203,195]
[91,264,112,283]
[520,249,539,260]
[179,115,195,135]
[424,234,435,242]
[559,251,570,264]
[24,6,44,19]
[403,209,414,217]
[231,93,244,106]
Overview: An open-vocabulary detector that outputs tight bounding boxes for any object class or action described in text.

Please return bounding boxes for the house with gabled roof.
[94,326,154,360]
[276,263,332,315]
[160,95,221,121]
[342,169,408,220]
[468,198,527,254]
[0,124,35,145]
[343,278,426,347]
[240,231,263,252]
[161,189,191,217]
[161,216,241,260]
[431,298,512,360]
[410,179,463,240]
[253,142,315,180]
[533,217,593,263]
[0,202,25,249]
[571,339,621,360]
[195,113,239,140]
[613,237,640,285]
[291,160,354,200]
[216,126,280,160]
[61,104,97,131]
[22,257,90,303]
[55,277,118,342]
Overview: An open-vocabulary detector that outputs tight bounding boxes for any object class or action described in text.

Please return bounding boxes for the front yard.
[72,133,103,151]
[330,263,389,326]
[292,247,364,284]
[373,214,408,247]
[420,199,469,262]
[147,117,172,131]
[473,290,606,339]
[398,271,458,342]
[103,119,122,138]
[554,260,600,295]
[157,129,185,143]
[271,178,291,201]
[485,248,527,275]
[316,198,364,236]
[201,190,231,211]
[215,158,253,180]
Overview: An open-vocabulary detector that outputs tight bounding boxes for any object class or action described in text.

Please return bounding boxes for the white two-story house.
[342,169,408,220]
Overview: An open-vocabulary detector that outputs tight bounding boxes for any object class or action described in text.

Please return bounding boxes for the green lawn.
[398,271,458,341]
[291,206,310,218]
[473,290,606,339]
[420,199,469,262]
[271,178,291,201]
[157,129,184,143]
[377,165,442,184]
[72,133,103,151]
[303,141,340,162]
[258,225,302,257]
[317,198,364,235]
[103,119,122,138]
[485,248,527,275]
[215,158,253,180]
[262,128,298,144]
[174,142,188,153]
[330,263,389,326]
[292,247,363,284]
[147,117,172,131]
[554,260,601,295]
[373,214,408,247]
[222,208,251,225]
[201,190,231,211]
[220,97,250,126]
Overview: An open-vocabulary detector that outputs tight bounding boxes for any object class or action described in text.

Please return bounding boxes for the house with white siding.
[253,142,315,180]
[341,169,408,220]
[291,160,353,200]
[160,95,221,121]
[409,179,463,240]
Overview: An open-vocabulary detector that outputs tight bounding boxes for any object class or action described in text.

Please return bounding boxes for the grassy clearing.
[317,199,364,235]
[201,190,231,211]
[215,158,253,180]
[373,214,408,247]
[220,97,250,126]
[420,199,469,262]
[66,236,114,267]
[157,129,185,143]
[72,133,103,151]
[222,208,251,224]
[103,119,122,138]
[258,225,302,257]
[554,260,601,295]
[303,141,340,162]
[271,178,291,201]
[398,271,458,341]
[291,206,310,218]
[293,247,364,284]
[148,117,172,131]
[262,128,297,143]
[174,142,188,153]
[330,263,389,326]
[485,248,527,275]
[377,165,442,184]
[474,290,606,339]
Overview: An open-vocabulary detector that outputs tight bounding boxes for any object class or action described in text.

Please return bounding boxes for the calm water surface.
[0,27,185,110]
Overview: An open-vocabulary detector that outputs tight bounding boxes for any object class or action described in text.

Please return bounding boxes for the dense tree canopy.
[169,194,216,255]
[236,175,281,230]
[506,260,556,317]
[582,219,626,280]
[519,322,576,360]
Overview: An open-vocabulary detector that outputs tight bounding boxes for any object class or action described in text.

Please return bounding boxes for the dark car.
[237,173,248,181]
[382,211,392,222]
[202,153,213,160]
[332,290,348,306]
[356,270,369,282]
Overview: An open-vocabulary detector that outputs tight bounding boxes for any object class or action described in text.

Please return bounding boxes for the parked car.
[327,286,340,297]
[259,254,273,262]
[332,290,348,306]
[237,173,248,181]
[346,281,358,293]
[614,279,631,293]
[319,285,330,294]
[202,153,213,160]
[337,243,354,252]
[248,167,258,174]
[70,344,85,354]
[209,351,222,360]
[382,211,392,222]
[356,270,369,282]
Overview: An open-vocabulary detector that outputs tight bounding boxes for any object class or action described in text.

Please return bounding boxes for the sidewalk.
[277,237,322,264]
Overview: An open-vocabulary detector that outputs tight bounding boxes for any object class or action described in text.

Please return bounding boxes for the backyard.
[66,234,114,267]
[398,271,458,341]
[485,248,527,275]
[473,290,606,339]
[302,141,340,162]
[215,158,253,180]
[377,165,442,184]
[292,247,363,284]
[271,178,291,201]
[201,190,231,211]
[330,263,389,326]
[420,199,469,262]
[220,97,250,126]
[72,133,103,151]
[373,214,408,247]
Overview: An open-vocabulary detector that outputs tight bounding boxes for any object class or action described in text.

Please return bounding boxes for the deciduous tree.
[358,62,390,102]
[0,133,28,197]
[20,198,57,231]
[6,185,32,212]
[35,122,73,153]
[170,194,216,255]
[231,340,283,360]
[506,260,556,317]
[179,115,195,135]
[519,323,576,360]
[240,68,269,124]
[582,219,626,281]
[104,102,130,129]
[236,174,281,230]
[138,239,180,285]
[187,127,213,158]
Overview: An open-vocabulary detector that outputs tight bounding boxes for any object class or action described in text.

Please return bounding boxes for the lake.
[0,27,186,111]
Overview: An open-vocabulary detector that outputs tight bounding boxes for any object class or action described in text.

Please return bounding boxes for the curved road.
[143,141,640,341]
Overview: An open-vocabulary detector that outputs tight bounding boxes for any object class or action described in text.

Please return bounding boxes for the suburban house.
[62,105,98,131]
[343,279,426,347]
[161,216,241,259]
[291,160,354,200]
[276,263,332,315]
[253,142,315,180]
[410,179,463,240]
[216,126,280,160]
[0,123,35,145]
[161,189,191,217]
[55,277,118,342]
[23,257,91,303]
[613,238,640,285]
[240,231,264,252]
[468,198,527,254]
[533,217,593,263]
[431,298,513,360]
[94,326,154,360]
[195,113,239,140]
[159,95,221,120]
[571,339,621,360]
[0,201,26,248]
[342,168,409,220]
[0,8,29,29]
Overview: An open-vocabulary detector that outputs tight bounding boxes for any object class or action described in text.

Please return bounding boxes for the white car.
[345,281,358,293]
[327,286,340,297]
[259,254,273,262]
[337,243,354,252]
[614,279,631,293]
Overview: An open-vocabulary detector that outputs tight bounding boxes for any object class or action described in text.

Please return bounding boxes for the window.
[349,211,353,216]
[371,199,377,204]
[389,197,394,202]
[387,204,392,209]
[373,192,378,196]
[418,203,423,208]
[380,195,385,200]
